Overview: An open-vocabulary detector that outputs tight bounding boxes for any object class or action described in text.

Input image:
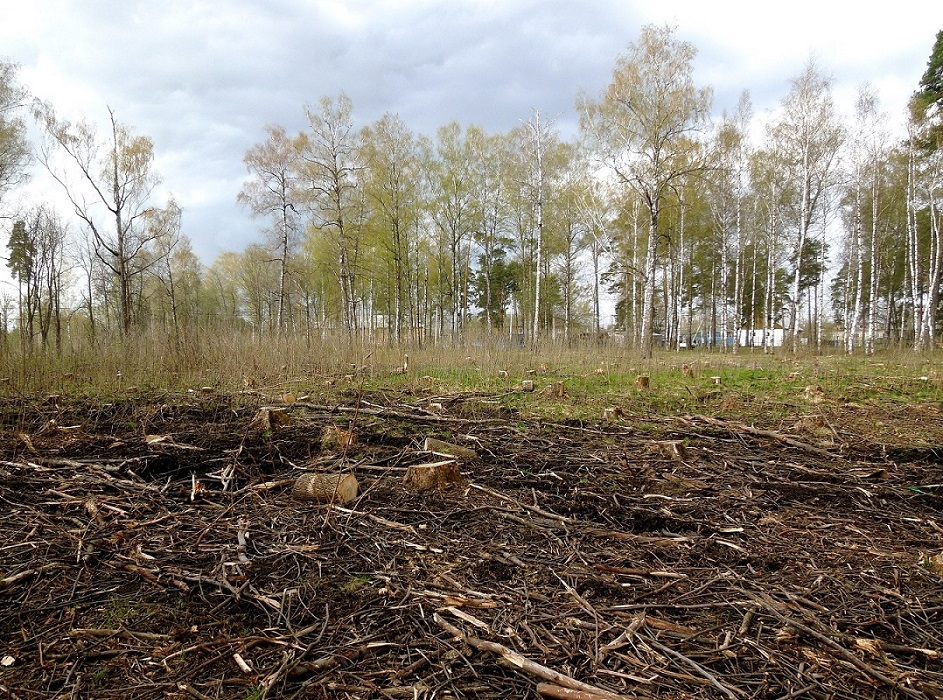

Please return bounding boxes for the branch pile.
[0,396,941,699]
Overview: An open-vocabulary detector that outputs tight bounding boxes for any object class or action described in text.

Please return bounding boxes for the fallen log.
[293,472,359,503]
[538,683,630,700]
[423,437,477,460]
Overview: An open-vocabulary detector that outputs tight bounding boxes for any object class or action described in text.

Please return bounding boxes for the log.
[538,683,625,700]
[403,460,463,491]
[423,437,476,460]
[293,472,359,503]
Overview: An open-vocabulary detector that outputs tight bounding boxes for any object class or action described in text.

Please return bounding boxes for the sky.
[0,0,939,274]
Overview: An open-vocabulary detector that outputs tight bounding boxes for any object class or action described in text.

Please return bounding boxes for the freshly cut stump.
[321,426,356,449]
[404,460,464,491]
[292,472,359,503]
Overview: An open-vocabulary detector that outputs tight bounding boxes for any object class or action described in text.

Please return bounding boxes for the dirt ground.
[0,390,941,699]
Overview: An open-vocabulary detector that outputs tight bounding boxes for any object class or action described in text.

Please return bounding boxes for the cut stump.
[543,381,566,398]
[322,426,356,449]
[404,460,464,491]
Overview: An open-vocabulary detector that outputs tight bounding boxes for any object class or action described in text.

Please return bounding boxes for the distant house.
[739,327,784,348]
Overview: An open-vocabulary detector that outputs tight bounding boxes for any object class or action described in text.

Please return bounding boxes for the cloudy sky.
[1,0,938,268]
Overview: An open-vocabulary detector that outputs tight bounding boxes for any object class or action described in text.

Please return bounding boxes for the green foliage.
[917,30,943,112]
[6,219,34,282]
[0,61,31,202]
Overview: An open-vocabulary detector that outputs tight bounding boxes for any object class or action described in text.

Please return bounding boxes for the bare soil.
[1,390,941,699]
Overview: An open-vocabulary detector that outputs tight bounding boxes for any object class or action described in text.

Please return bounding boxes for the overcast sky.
[1,0,938,269]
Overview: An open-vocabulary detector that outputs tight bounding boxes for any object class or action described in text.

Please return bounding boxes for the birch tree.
[0,61,30,208]
[767,60,844,352]
[426,122,475,341]
[360,113,423,343]
[296,94,363,334]
[35,104,162,336]
[468,127,513,335]
[238,125,300,333]
[518,110,561,348]
[578,24,712,357]
[844,86,888,353]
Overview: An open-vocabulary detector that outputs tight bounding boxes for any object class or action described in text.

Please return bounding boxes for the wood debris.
[0,392,940,700]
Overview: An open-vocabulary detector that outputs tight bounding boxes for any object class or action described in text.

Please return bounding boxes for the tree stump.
[292,472,359,503]
[634,375,650,390]
[403,460,464,491]
[249,407,291,431]
[322,426,356,449]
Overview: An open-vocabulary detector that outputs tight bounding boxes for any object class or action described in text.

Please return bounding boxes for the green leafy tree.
[295,94,364,334]
[360,113,423,343]
[913,29,943,149]
[578,24,712,357]
[238,125,301,333]
[767,60,844,351]
[0,61,30,208]
[5,206,66,351]
[425,122,476,340]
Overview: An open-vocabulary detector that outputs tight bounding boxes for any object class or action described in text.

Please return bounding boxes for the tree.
[550,148,592,343]
[467,127,513,336]
[426,122,476,341]
[35,104,163,336]
[579,24,712,357]
[842,85,889,354]
[907,32,943,349]
[238,125,301,333]
[706,92,753,352]
[0,61,30,209]
[6,206,67,351]
[767,60,844,352]
[296,94,363,334]
[144,199,189,335]
[913,29,943,148]
[360,113,423,343]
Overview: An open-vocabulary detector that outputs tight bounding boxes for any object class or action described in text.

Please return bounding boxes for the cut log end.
[293,472,359,503]
[404,460,464,491]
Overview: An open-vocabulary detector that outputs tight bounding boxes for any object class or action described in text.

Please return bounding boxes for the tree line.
[1,25,942,357]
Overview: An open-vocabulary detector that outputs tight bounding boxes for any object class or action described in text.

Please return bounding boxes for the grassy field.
[4,334,941,447]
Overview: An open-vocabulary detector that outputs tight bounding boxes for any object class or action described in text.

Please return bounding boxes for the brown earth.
[0,391,941,699]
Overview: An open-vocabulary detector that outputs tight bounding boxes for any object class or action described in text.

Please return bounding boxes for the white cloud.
[1,0,937,271]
